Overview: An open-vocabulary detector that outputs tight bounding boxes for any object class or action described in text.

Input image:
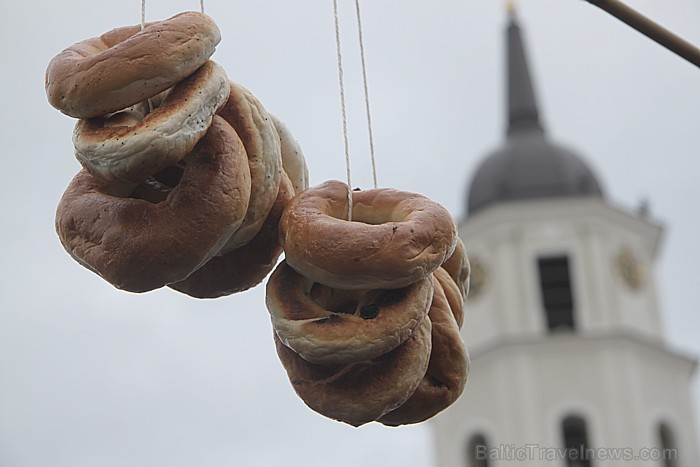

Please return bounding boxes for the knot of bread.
[269,180,470,426]
[50,12,307,296]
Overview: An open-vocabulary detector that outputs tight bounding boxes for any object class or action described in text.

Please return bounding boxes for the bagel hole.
[130,164,184,204]
[332,203,403,226]
[152,164,184,187]
[308,283,362,315]
[130,178,172,204]
[102,108,144,128]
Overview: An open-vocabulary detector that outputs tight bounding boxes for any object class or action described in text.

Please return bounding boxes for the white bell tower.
[432,8,699,467]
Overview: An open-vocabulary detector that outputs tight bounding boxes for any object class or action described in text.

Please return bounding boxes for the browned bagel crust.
[442,236,470,303]
[378,278,469,426]
[435,267,465,329]
[266,260,434,364]
[274,317,432,427]
[279,180,458,290]
[169,173,294,298]
[73,61,230,184]
[55,116,251,292]
[46,12,221,118]
[216,81,282,253]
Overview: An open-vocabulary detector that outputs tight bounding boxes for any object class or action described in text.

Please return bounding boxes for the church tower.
[433,7,699,467]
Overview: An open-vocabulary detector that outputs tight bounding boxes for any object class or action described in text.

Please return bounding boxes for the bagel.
[55,116,251,292]
[270,114,309,194]
[169,173,294,298]
[74,61,230,184]
[378,279,469,426]
[274,317,432,427]
[435,267,465,329]
[45,11,221,119]
[279,180,458,290]
[217,81,282,253]
[266,260,434,364]
[442,236,470,302]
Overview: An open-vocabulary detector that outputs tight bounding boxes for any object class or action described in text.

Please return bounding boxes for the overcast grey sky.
[1,1,699,466]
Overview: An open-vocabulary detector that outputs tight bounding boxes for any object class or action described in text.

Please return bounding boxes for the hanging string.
[353,0,377,189]
[139,0,156,112]
[200,0,205,13]
[141,0,146,30]
[332,0,353,221]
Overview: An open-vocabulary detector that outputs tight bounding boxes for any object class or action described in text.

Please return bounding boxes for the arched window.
[466,433,490,467]
[562,415,592,467]
[658,423,678,467]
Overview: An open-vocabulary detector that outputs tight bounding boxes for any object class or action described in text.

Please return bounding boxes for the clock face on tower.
[615,247,646,291]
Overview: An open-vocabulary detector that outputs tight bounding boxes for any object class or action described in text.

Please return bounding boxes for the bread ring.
[378,279,469,426]
[169,173,294,298]
[45,11,221,119]
[274,317,432,427]
[270,114,309,194]
[55,116,251,292]
[74,61,230,184]
[442,236,470,302]
[266,260,434,364]
[279,180,458,290]
[217,81,282,253]
[435,267,465,329]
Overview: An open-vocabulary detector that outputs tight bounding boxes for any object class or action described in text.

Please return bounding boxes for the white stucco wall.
[434,334,698,467]
[432,197,699,467]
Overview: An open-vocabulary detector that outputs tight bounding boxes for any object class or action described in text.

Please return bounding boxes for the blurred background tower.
[432,6,699,467]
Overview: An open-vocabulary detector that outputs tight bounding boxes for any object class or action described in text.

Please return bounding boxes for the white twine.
[141,0,146,29]
[332,0,353,221]
[354,0,377,189]
[140,0,204,108]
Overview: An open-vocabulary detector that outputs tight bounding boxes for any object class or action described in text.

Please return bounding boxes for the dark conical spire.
[465,3,604,215]
[507,6,544,136]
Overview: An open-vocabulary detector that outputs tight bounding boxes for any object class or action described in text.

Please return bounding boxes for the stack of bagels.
[267,180,470,426]
[47,12,308,297]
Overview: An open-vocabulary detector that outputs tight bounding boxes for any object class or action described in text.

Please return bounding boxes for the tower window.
[562,415,592,467]
[466,433,490,467]
[658,423,678,467]
[538,256,575,332]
